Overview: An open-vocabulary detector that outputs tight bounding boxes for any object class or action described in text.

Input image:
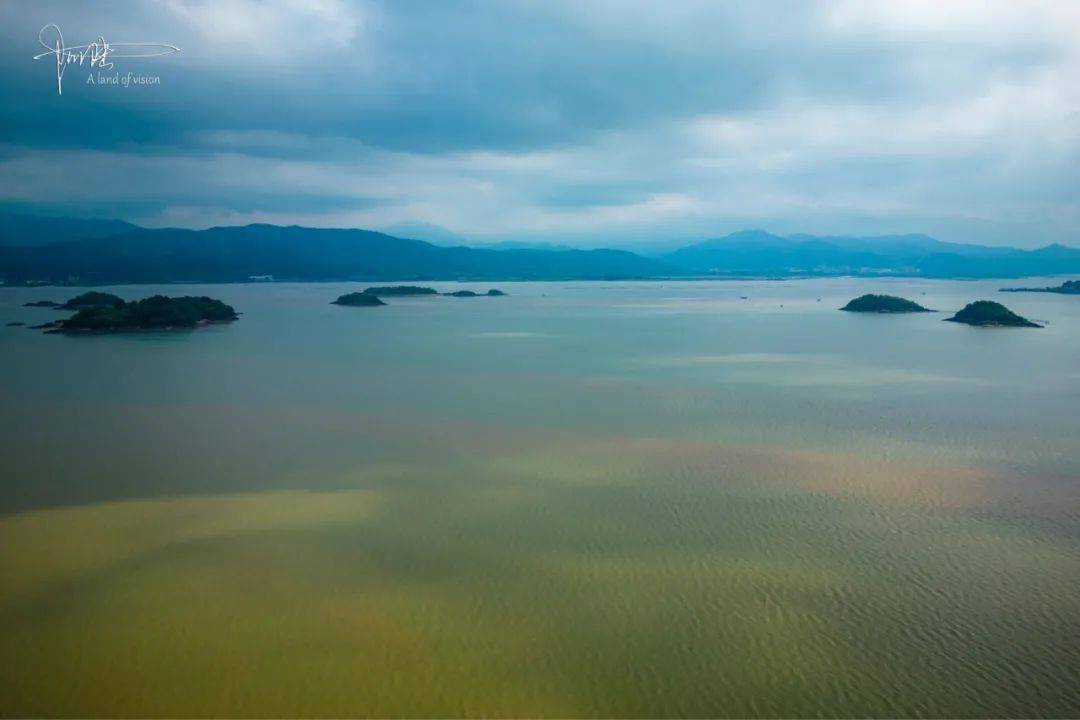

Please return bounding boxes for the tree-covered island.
[361,286,438,296]
[945,301,1042,327]
[840,294,932,313]
[445,289,507,297]
[332,292,387,306]
[58,292,125,310]
[40,295,239,333]
[1000,279,1080,295]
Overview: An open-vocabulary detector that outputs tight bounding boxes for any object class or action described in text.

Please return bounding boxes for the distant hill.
[378,222,471,246]
[0,212,139,246]
[664,229,1080,278]
[0,223,669,284]
[3,219,1078,284]
[484,241,577,252]
[1001,279,1080,295]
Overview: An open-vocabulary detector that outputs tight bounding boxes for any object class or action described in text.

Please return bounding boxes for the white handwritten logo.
[33,24,179,95]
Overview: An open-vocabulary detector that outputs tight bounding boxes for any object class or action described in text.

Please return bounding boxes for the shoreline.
[5,272,1080,289]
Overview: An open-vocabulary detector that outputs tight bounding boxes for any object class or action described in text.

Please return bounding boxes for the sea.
[1,277,1078,716]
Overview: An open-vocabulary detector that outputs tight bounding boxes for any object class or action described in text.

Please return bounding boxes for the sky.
[0,0,1078,249]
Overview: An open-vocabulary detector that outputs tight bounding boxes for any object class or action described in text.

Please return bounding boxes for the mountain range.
[0,213,1077,285]
[0,214,138,247]
[663,229,1080,278]
[0,218,664,284]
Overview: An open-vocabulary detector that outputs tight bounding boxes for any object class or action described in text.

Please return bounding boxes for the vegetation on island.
[23,300,60,307]
[362,286,438,296]
[332,292,386,307]
[840,294,932,313]
[445,289,507,297]
[1000,279,1080,295]
[945,301,1041,328]
[58,291,125,310]
[46,295,238,333]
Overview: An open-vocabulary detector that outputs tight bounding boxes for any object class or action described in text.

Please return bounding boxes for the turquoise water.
[1,278,1078,716]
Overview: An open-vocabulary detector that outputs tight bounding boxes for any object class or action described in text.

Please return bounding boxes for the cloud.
[0,1,1077,247]
[823,0,1080,43]
[159,0,367,62]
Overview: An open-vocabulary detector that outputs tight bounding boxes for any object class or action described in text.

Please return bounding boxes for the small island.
[445,289,507,297]
[6,321,24,327]
[361,286,438,297]
[332,292,386,307]
[945,301,1042,328]
[58,291,124,310]
[41,295,239,333]
[1000,279,1080,295]
[23,300,60,308]
[840,294,932,313]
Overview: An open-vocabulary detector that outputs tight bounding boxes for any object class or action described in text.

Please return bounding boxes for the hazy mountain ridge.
[1,216,1078,284]
[0,212,139,247]
[377,221,471,246]
[664,229,1080,278]
[0,223,668,284]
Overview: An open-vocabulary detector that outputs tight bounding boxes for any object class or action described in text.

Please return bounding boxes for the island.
[6,321,24,326]
[445,289,507,297]
[840,294,933,313]
[1000,279,1080,295]
[361,286,438,297]
[945,301,1042,328]
[332,292,387,307]
[58,291,124,310]
[23,300,60,308]
[40,295,239,333]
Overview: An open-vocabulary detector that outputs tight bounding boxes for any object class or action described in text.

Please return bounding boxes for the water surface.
[1,279,1078,716]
